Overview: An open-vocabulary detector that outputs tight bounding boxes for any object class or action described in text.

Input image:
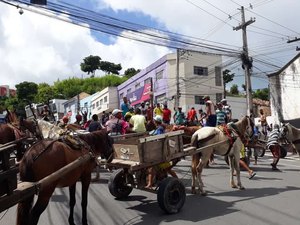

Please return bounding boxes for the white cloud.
[1,0,300,90]
[0,3,169,88]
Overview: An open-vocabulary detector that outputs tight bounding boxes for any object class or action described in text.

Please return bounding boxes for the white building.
[118,51,224,118]
[268,53,300,127]
[91,87,119,116]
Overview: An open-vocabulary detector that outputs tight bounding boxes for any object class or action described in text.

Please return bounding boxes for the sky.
[1,0,300,91]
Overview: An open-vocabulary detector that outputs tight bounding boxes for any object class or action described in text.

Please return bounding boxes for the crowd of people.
[48,95,285,183]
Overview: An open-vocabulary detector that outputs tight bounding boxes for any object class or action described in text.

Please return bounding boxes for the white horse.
[37,119,88,139]
[281,123,300,156]
[191,116,254,195]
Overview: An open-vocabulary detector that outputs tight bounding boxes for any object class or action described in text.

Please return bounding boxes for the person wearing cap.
[129,108,146,133]
[162,104,171,124]
[203,95,216,127]
[88,114,102,132]
[105,109,128,135]
[59,115,69,129]
[266,124,282,171]
[124,107,135,119]
[145,115,178,189]
[145,102,152,122]
[216,103,227,126]
[221,99,232,122]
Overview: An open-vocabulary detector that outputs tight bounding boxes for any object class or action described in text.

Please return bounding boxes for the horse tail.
[16,194,34,225]
[191,133,198,147]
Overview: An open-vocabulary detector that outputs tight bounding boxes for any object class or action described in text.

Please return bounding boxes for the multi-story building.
[118,51,223,118]
[268,53,300,127]
[91,87,119,116]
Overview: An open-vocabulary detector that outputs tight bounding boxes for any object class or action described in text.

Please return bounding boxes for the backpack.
[111,119,122,135]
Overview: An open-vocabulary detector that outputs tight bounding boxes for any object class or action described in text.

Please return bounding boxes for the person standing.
[88,114,102,132]
[153,103,163,117]
[105,109,128,135]
[129,108,147,133]
[266,124,282,171]
[203,96,216,127]
[216,103,228,125]
[221,99,232,122]
[121,96,130,118]
[187,107,198,126]
[258,108,268,137]
[198,109,207,126]
[173,107,186,126]
[139,101,147,119]
[145,115,178,189]
[162,104,172,124]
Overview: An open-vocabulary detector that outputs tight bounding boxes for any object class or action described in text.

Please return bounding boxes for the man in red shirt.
[187,107,198,126]
[162,104,171,124]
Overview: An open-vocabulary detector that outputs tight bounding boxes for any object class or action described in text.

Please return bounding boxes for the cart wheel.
[157,177,186,214]
[108,169,133,199]
[280,145,287,158]
[255,147,265,157]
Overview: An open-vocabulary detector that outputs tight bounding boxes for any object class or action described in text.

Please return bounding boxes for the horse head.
[19,117,44,140]
[79,130,114,162]
[233,116,254,141]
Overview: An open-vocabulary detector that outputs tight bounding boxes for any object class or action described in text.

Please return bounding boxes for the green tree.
[80,55,101,77]
[230,84,239,95]
[124,68,141,78]
[253,88,269,100]
[35,83,55,104]
[16,81,38,102]
[223,69,234,98]
[100,61,122,74]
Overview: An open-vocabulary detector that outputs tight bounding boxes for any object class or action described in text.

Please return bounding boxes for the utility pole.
[175,49,180,110]
[233,6,255,117]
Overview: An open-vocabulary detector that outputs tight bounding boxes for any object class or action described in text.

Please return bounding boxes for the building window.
[104,96,107,103]
[120,93,123,100]
[195,96,205,105]
[156,70,163,81]
[96,101,99,107]
[215,66,222,86]
[155,93,166,105]
[216,93,222,103]
[92,103,95,109]
[194,66,208,76]
[135,82,141,89]
[84,102,88,108]
[127,88,131,94]
[100,99,103,106]
[144,77,152,84]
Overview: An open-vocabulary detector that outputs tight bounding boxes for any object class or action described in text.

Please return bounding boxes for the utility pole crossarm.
[233,18,255,31]
[287,37,300,43]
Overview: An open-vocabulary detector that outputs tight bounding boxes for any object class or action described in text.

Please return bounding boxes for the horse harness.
[217,125,238,156]
[32,134,98,163]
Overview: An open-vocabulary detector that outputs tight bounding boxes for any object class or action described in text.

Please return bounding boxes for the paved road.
[1,152,300,225]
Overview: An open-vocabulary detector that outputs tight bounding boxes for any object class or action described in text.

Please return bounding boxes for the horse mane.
[77,129,109,155]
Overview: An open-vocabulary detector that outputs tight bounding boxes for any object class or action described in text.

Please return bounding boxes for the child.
[145,115,178,189]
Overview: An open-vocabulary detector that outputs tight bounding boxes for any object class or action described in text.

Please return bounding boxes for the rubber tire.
[255,147,266,157]
[108,169,133,199]
[157,177,186,214]
[280,145,287,158]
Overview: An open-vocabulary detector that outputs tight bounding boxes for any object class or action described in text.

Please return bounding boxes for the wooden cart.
[0,140,94,213]
[107,131,227,214]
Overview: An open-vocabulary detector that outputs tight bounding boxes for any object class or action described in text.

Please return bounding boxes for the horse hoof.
[239,186,245,190]
[191,188,196,194]
[231,185,238,189]
[200,192,207,196]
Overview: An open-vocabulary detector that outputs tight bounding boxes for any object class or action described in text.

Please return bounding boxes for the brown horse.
[165,124,201,144]
[16,129,114,225]
[190,116,254,195]
[0,111,41,161]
